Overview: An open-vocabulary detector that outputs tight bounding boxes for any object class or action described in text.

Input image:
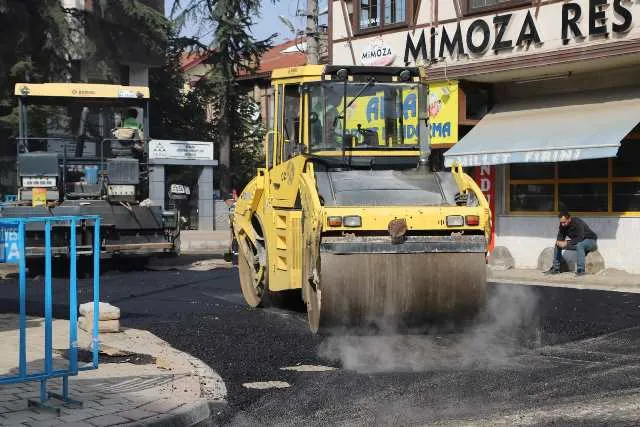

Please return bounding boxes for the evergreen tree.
[0,1,72,132]
[0,1,170,138]
[0,1,170,194]
[149,34,215,142]
[170,0,276,194]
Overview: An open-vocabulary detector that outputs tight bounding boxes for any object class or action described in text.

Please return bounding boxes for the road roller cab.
[230,65,492,333]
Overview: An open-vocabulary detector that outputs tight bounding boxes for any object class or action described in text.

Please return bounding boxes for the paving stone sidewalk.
[0,314,226,426]
[489,267,640,293]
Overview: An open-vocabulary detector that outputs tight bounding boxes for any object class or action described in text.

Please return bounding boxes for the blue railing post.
[42,220,53,403]
[18,221,26,377]
[44,221,53,374]
[92,217,101,368]
[69,218,78,375]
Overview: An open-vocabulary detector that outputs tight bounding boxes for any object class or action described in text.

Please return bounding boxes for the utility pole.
[306,0,320,64]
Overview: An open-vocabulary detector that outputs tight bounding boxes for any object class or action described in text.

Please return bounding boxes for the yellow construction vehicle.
[230,65,491,333]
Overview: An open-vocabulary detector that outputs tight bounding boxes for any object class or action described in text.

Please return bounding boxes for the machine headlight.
[343,215,362,227]
[446,215,464,227]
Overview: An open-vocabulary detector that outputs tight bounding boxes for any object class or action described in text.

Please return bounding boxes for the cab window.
[282,85,301,161]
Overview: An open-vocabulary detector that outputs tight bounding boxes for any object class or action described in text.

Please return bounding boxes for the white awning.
[444,86,640,167]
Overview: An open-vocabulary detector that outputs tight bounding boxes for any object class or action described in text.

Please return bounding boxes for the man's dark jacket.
[557,217,597,250]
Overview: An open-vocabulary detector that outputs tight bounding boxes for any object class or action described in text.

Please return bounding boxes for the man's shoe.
[575,270,586,277]
[543,268,560,275]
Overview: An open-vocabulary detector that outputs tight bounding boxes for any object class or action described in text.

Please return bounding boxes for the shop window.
[559,183,608,212]
[465,0,530,15]
[464,86,491,121]
[357,0,409,31]
[510,163,553,180]
[613,182,640,212]
[507,140,640,215]
[558,158,608,179]
[510,184,553,212]
[613,142,640,177]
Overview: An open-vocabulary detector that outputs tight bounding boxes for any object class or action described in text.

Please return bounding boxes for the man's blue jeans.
[553,239,598,272]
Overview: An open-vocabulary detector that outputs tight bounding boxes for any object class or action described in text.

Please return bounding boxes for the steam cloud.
[318,285,540,373]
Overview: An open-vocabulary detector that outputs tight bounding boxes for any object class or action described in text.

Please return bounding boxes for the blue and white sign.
[0,226,20,264]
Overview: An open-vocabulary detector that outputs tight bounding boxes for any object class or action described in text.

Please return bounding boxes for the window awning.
[444,86,640,167]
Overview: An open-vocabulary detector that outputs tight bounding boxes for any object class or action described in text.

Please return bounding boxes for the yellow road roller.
[230,65,491,333]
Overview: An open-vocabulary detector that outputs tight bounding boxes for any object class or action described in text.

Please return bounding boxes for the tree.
[0,1,75,193]
[0,1,170,124]
[170,0,276,194]
[0,1,171,191]
[149,34,215,142]
[0,1,73,132]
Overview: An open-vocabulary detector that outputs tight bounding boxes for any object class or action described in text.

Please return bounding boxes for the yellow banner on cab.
[32,188,47,207]
[343,88,420,146]
[428,81,458,146]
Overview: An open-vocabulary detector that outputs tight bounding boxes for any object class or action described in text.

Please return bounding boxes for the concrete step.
[179,230,231,254]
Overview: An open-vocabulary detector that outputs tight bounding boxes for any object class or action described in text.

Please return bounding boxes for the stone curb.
[116,348,227,426]
[489,278,640,294]
[121,399,214,427]
[178,350,228,401]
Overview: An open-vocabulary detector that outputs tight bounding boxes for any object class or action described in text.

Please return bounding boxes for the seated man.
[544,210,598,276]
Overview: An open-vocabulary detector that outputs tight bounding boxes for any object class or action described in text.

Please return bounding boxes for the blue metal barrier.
[0,215,101,414]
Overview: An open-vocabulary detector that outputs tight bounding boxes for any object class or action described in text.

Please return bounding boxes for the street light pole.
[306,0,320,64]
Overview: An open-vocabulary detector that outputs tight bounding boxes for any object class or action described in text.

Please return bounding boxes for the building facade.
[329,0,640,273]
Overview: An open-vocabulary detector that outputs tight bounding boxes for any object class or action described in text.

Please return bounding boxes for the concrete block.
[563,250,606,274]
[78,316,120,333]
[537,246,605,273]
[538,247,562,271]
[488,246,515,270]
[79,302,120,320]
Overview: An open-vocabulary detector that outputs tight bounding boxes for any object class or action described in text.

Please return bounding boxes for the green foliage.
[80,1,170,80]
[169,0,277,193]
[229,92,265,191]
[149,33,215,142]
[0,1,170,134]
[0,1,73,133]
[0,0,170,194]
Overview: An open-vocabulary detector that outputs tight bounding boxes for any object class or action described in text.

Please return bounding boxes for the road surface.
[2,260,640,425]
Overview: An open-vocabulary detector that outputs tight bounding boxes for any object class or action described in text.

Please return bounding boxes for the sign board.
[22,177,56,188]
[149,140,214,161]
[474,165,496,252]
[32,188,47,207]
[403,1,637,64]
[360,37,396,66]
[428,81,458,146]
[0,226,20,264]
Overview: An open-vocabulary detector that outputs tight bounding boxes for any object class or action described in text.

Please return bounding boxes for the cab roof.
[14,83,150,99]
[270,65,421,83]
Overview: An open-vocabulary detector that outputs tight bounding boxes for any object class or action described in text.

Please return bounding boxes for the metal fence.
[0,215,101,414]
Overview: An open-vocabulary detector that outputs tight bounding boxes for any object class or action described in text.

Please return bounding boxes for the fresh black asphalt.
[2,260,640,425]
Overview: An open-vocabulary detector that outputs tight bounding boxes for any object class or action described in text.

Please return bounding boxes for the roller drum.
[317,252,487,330]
